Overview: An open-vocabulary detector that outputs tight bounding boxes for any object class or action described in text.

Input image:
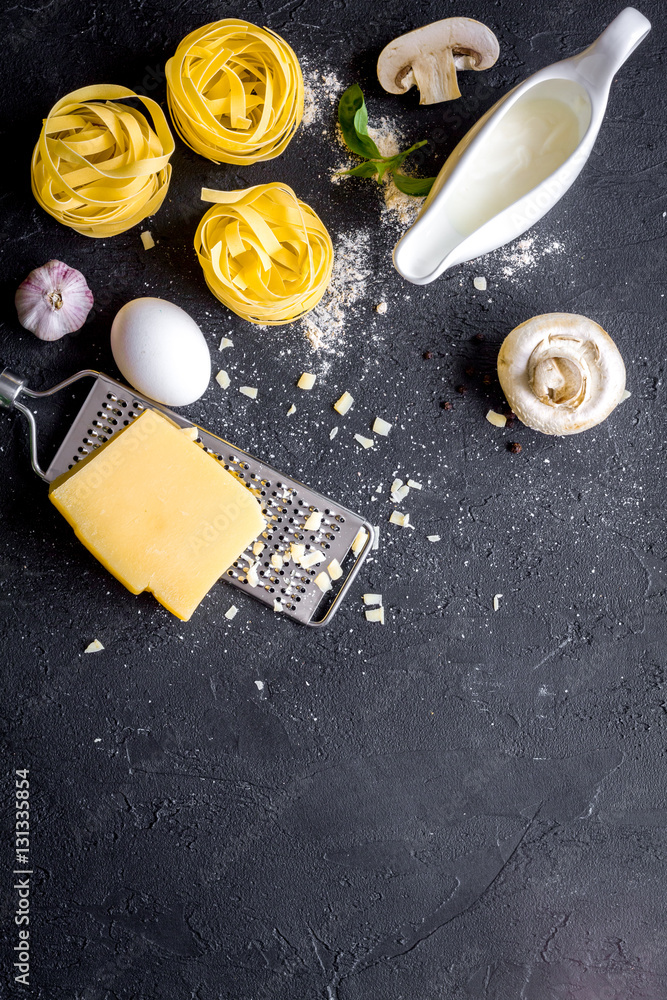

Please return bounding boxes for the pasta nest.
[166,19,304,164]
[195,184,334,325]
[31,85,174,238]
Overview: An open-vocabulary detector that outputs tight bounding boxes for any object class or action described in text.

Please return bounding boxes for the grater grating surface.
[38,372,374,626]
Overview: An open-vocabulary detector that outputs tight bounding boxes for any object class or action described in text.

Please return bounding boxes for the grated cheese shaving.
[407,479,422,490]
[271,553,283,570]
[246,562,259,587]
[290,542,305,563]
[304,510,323,531]
[486,409,507,428]
[621,389,632,401]
[273,598,283,613]
[351,528,368,555]
[225,605,238,620]
[328,558,343,580]
[215,370,230,389]
[362,594,382,606]
[392,484,410,503]
[253,541,265,556]
[286,403,296,415]
[354,433,374,449]
[473,276,487,291]
[84,639,104,653]
[329,427,338,440]
[301,550,325,569]
[427,534,441,542]
[376,301,387,314]
[141,230,155,250]
[372,527,379,550]
[314,571,331,593]
[297,372,317,390]
[219,336,234,350]
[390,478,403,493]
[493,593,503,612]
[373,417,392,436]
[240,386,258,399]
[334,391,354,415]
[365,607,385,624]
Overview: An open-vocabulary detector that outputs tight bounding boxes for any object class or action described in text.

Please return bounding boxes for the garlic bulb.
[497,313,626,435]
[15,260,94,341]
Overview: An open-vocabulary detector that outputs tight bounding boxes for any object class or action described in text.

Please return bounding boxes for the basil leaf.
[338,84,381,159]
[339,160,380,179]
[392,173,436,196]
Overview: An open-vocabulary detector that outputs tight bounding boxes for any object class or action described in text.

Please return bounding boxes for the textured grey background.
[1,0,666,997]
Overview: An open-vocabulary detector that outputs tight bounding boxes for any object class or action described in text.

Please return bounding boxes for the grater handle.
[0,366,105,482]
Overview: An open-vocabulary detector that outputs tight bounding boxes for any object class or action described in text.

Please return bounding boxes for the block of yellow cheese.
[49,409,266,620]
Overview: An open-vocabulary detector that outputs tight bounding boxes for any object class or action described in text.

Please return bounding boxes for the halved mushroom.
[377,18,499,105]
[497,314,626,436]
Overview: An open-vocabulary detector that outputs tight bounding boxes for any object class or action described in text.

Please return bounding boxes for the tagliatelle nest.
[165,19,304,165]
[195,184,334,325]
[31,85,174,238]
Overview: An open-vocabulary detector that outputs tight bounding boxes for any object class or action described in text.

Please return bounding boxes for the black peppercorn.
[508,441,522,454]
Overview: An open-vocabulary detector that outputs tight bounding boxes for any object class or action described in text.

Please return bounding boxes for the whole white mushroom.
[497,313,626,435]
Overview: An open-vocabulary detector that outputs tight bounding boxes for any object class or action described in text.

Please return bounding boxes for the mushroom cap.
[497,313,626,436]
[377,17,499,96]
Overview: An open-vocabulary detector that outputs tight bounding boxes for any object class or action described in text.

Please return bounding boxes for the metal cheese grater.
[0,366,374,626]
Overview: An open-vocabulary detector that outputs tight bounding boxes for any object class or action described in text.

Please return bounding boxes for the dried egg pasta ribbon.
[166,19,304,164]
[195,184,334,325]
[31,85,174,238]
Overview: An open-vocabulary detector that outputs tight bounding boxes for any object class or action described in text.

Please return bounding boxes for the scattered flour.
[299,231,371,361]
[492,235,565,278]
[302,65,343,127]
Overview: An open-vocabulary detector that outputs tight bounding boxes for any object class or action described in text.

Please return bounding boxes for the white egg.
[110,297,211,406]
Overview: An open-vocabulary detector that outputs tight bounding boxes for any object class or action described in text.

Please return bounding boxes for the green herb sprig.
[337,84,435,196]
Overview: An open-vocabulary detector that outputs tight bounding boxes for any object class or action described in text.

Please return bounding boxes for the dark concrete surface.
[1,1,666,997]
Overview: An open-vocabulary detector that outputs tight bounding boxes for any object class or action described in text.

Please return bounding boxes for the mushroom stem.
[413,50,462,104]
[531,356,584,407]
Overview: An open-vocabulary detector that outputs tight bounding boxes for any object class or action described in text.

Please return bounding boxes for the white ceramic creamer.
[393,7,651,285]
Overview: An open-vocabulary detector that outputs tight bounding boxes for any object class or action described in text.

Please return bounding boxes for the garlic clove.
[15,260,94,341]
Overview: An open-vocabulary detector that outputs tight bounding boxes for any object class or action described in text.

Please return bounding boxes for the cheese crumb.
[84,639,104,653]
[354,433,374,449]
[328,558,343,580]
[473,276,487,291]
[373,417,392,436]
[304,510,323,531]
[290,542,305,563]
[493,593,503,612]
[372,527,379,551]
[329,427,339,440]
[298,372,317,390]
[141,231,155,250]
[362,594,382,606]
[314,571,331,593]
[215,370,230,389]
[365,607,385,624]
[390,478,403,493]
[392,484,410,503]
[273,598,283,613]
[334,391,354,415]
[486,409,507,428]
[240,386,258,399]
[389,510,410,527]
[301,550,325,569]
[286,404,296,415]
[252,541,265,556]
[246,562,259,587]
[351,528,368,555]
[621,389,632,401]
[376,301,388,314]
[427,534,441,542]
[219,337,234,351]
[225,605,238,620]
[271,553,283,570]
[407,479,422,490]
